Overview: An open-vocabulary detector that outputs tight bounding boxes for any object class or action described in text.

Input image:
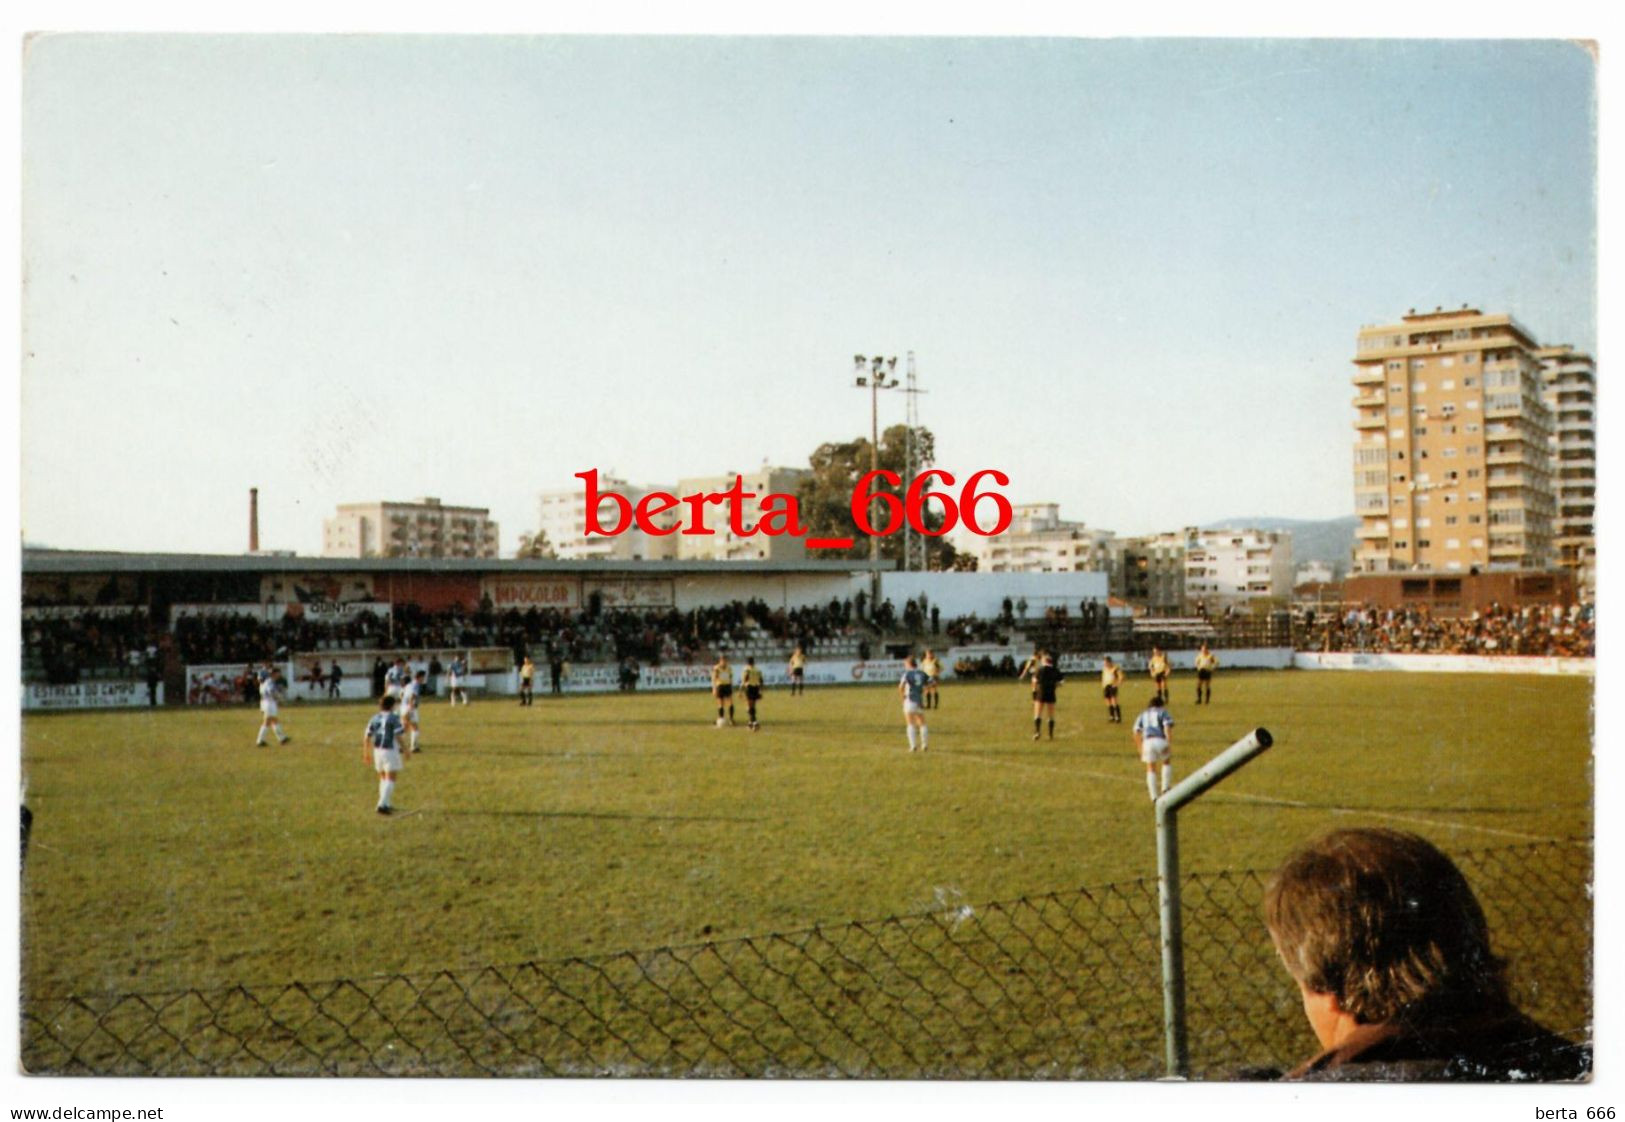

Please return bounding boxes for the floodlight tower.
[853,354,901,596]
[901,353,929,572]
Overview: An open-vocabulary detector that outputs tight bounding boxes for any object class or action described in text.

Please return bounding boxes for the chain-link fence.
[21,839,1590,1079]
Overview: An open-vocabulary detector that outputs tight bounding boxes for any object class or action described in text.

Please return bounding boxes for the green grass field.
[19,670,1594,1076]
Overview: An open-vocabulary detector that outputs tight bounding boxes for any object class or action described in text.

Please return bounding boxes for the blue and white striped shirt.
[366,712,406,749]
[1133,706,1174,741]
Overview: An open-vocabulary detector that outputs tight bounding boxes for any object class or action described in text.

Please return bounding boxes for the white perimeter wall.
[879,571,1109,619]
[1293,651,1595,677]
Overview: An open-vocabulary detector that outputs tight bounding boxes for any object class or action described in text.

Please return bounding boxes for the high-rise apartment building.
[1538,345,1597,599]
[322,498,500,559]
[1351,307,1554,573]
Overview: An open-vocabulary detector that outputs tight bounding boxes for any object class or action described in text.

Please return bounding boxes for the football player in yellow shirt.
[1101,656,1125,723]
[710,655,735,727]
[741,657,766,731]
[787,646,807,697]
[1147,647,1171,706]
[920,649,942,710]
[1194,643,1219,705]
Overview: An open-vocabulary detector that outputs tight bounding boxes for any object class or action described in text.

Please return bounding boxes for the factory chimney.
[249,488,260,553]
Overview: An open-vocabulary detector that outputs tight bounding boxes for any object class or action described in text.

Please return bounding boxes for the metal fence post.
[1155,727,1274,1079]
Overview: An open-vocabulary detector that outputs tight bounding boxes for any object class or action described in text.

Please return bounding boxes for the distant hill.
[1202,516,1359,576]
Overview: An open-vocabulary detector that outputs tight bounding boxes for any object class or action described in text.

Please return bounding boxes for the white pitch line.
[944,746,1565,844]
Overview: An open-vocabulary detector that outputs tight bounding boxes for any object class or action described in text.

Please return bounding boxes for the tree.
[797,424,960,570]
[514,529,557,560]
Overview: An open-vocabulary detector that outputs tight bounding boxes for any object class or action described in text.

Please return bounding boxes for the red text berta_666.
[576,468,1013,550]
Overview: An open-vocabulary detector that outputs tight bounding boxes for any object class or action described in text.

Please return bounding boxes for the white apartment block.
[536,466,812,563]
[537,476,680,562]
[967,503,1116,573]
[1184,527,1295,610]
[322,498,499,559]
[673,466,812,562]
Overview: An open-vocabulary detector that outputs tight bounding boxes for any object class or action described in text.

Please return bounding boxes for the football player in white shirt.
[384,658,410,700]
[255,669,291,746]
[446,655,469,706]
[1131,694,1176,802]
[400,670,426,754]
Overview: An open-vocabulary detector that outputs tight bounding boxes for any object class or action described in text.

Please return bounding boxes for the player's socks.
[1146,771,1159,801]
[1047,719,1054,739]
[906,726,918,751]
[1161,763,1173,793]
[257,723,269,743]
[410,730,419,751]
[1033,717,1041,735]
[378,778,394,809]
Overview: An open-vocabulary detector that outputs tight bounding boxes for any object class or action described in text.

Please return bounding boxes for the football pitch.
[19,670,1594,1076]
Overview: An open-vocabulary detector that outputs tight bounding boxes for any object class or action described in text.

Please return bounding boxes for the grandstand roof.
[21,548,871,577]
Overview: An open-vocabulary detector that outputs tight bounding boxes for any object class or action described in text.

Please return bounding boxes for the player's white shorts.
[1139,737,1171,764]
[373,746,403,772]
[902,699,923,717]
[260,700,279,718]
[447,674,461,690]
[402,707,421,727]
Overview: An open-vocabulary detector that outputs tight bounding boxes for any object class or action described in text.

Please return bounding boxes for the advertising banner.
[259,573,379,604]
[481,576,580,610]
[526,657,927,696]
[22,605,146,621]
[582,577,675,609]
[24,681,161,710]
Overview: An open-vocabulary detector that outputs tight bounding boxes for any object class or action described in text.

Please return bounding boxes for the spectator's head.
[1264,828,1507,1047]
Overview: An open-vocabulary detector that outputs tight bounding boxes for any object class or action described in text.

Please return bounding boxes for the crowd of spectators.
[163,596,872,670]
[1299,602,1594,658]
[21,609,158,685]
[23,594,1596,686]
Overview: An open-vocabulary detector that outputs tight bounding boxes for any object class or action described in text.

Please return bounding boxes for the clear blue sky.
[20,36,1596,555]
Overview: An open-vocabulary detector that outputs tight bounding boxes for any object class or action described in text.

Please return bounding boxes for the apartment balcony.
[1354,413,1387,430]
[1352,365,1385,385]
[1355,523,1390,540]
[1352,392,1385,408]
